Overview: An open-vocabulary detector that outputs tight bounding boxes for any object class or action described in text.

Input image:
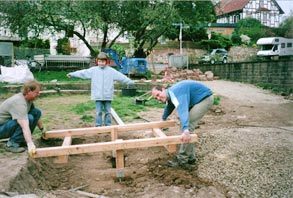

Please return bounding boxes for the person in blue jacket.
[67,52,134,127]
[151,80,214,167]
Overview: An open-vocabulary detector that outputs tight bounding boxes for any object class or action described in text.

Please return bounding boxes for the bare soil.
[0,80,292,198]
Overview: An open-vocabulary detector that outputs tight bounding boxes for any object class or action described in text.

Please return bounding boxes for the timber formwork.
[33,108,198,178]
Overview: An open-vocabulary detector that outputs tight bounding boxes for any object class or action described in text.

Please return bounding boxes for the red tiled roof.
[216,0,250,16]
[216,0,284,16]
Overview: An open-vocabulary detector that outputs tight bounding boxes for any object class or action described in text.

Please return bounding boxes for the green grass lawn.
[33,70,88,82]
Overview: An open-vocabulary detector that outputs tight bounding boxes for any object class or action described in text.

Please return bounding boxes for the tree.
[163,0,216,42]
[274,15,293,38]
[19,38,50,49]
[121,1,178,58]
[0,0,216,58]
[233,18,267,43]
[0,1,102,56]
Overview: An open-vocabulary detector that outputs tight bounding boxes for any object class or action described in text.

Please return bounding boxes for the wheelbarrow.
[135,91,152,105]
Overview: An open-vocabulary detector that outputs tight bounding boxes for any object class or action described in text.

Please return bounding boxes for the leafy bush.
[56,38,71,55]
[14,47,50,59]
[19,38,50,49]
[199,32,232,50]
[111,44,126,58]
[233,18,268,44]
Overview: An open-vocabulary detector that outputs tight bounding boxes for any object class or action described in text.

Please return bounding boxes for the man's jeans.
[95,101,112,127]
[0,108,41,147]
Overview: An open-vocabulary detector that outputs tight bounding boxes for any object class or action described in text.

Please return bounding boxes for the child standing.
[67,52,134,126]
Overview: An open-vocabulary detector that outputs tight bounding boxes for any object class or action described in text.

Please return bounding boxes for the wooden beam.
[54,136,72,164]
[43,120,176,139]
[152,128,177,153]
[111,108,124,125]
[32,134,198,158]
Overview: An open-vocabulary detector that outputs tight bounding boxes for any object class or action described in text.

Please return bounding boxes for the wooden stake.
[116,147,125,179]
[54,136,72,164]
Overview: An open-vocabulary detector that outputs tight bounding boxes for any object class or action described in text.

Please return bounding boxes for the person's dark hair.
[152,85,164,91]
[22,80,41,95]
[152,84,172,91]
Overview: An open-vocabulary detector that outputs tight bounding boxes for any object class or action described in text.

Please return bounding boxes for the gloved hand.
[41,127,48,140]
[27,142,36,157]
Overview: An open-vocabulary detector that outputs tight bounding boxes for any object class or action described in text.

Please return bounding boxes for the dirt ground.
[0,80,292,198]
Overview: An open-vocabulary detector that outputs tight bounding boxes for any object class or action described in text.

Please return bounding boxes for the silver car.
[200,48,228,64]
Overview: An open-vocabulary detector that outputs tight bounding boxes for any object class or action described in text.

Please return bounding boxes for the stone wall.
[146,46,258,64]
[228,46,259,62]
[192,60,293,94]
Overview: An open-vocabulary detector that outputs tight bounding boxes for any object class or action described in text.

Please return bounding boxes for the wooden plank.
[0,138,9,143]
[111,108,124,125]
[32,134,198,158]
[152,128,177,153]
[43,120,176,139]
[54,136,72,164]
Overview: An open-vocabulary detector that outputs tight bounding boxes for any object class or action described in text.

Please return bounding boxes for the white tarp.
[0,64,34,84]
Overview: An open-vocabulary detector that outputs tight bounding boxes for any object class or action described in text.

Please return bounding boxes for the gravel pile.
[197,127,293,198]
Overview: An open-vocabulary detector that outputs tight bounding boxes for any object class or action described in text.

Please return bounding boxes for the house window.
[287,43,292,48]
[235,14,240,22]
[263,13,268,25]
[260,0,264,7]
[233,15,237,23]
[281,43,285,48]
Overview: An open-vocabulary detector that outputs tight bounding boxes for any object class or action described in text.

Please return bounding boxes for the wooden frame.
[35,108,198,178]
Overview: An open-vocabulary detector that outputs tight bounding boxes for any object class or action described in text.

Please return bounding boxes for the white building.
[216,0,285,27]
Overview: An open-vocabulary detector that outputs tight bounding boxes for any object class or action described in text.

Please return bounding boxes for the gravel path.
[202,80,289,104]
[198,80,292,198]
[198,127,293,198]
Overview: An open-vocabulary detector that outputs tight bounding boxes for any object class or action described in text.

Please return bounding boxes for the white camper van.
[256,37,293,59]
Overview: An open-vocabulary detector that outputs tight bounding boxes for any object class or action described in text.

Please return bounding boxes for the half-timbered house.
[216,0,284,27]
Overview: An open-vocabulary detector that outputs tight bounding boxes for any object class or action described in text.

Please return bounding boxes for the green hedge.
[14,47,50,59]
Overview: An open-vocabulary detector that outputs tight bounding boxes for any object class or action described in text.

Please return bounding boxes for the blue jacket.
[68,66,134,101]
[162,80,212,131]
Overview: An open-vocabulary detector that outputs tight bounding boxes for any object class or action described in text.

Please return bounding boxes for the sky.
[276,0,293,20]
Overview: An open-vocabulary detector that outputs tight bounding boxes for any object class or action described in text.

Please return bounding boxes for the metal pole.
[179,23,182,55]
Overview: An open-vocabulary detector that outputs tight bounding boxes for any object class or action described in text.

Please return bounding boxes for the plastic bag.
[0,65,34,84]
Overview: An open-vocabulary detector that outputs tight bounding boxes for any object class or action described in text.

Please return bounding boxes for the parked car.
[199,48,228,64]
